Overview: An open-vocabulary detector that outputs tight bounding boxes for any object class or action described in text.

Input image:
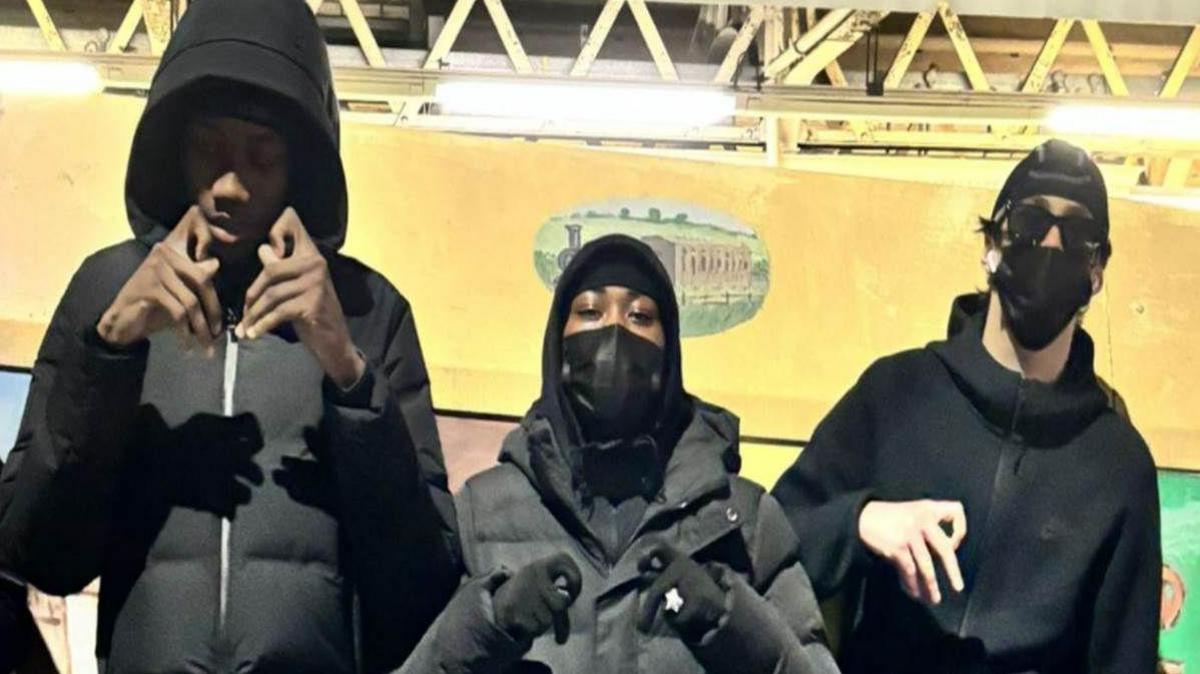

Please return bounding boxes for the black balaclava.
[534,235,692,495]
[987,140,1108,350]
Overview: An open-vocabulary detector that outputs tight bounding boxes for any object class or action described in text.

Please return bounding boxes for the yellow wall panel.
[1,93,1198,469]
[740,443,803,491]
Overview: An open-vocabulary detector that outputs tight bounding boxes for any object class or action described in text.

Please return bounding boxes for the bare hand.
[238,208,364,389]
[98,206,231,351]
[858,499,967,605]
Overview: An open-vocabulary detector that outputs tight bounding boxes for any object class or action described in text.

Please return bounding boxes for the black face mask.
[991,245,1093,350]
[562,324,664,442]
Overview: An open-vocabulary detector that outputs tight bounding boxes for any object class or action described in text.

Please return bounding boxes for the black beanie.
[991,139,1110,241]
[563,248,675,313]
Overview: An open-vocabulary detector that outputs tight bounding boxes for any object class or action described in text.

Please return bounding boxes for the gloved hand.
[493,553,583,645]
[637,541,729,643]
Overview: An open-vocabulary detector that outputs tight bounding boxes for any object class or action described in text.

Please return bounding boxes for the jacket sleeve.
[0,572,33,672]
[393,484,529,674]
[769,369,879,600]
[688,492,839,674]
[323,300,460,673]
[1085,452,1160,674]
[0,256,148,595]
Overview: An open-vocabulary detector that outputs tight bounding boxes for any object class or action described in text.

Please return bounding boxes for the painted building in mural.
[642,235,752,296]
[535,200,769,336]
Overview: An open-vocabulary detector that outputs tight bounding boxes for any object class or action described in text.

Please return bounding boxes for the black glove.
[637,541,728,642]
[493,553,583,645]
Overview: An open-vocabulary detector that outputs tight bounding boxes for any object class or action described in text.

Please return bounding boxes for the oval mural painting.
[534,199,770,337]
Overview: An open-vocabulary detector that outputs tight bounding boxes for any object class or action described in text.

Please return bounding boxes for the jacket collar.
[929,304,1109,446]
[499,400,743,584]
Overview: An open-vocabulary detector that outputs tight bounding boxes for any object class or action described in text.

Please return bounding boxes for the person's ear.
[983,247,1001,275]
[1091,266,1104,296]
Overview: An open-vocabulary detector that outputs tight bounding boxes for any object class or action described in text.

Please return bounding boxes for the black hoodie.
[0,1,457,672]
[772,294,1161,673]
[396,235,838,674]
[0,459,33,674]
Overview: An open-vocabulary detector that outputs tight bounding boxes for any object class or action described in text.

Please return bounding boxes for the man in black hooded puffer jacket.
[397,235,838,674]
[772,140,1160,674]
[0,1,458,672]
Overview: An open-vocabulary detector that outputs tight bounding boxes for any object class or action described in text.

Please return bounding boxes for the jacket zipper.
[957,381,1026,638]
[219,325,238,634]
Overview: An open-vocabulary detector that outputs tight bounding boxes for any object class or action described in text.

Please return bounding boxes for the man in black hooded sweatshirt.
[0,1,458,672]
[396,234,838,673]
[772,139,1161,674]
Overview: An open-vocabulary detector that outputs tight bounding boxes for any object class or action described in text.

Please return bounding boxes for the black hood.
[946,292,989,339]
[125,0,347,250]
[931,295,1109,446]
[531,234,692,455]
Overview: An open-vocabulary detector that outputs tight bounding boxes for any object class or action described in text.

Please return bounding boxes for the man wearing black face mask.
[396,235,837,674]
[772,140,1161,674]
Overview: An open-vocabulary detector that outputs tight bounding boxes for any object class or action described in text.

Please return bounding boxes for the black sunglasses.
[1004,203,1106,259]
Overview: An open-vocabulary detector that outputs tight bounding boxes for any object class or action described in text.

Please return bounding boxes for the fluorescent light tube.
[435,81,736,126]
[1046,104,1200,141]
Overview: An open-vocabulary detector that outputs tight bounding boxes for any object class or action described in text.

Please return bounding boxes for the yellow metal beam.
[338,0,387,67]
[307,0,324,14]
[713,7,764,84]
[1081,20,1129,96]
[24,0,65,51]
[937,2,988,91]
[883,11,933,90]
[763,8,852,81]
[784,11,887,86]
[425,0,476,69]
[627,0,678,80]
[788,8,801,45]
[1163,159,1194,188]
[140,0,173,55]
[571,0,624,77]
[107,1,144,54]
[481,0,533,73]
[793,128,1200,157]
[825,59,848,87]
[1022,18,1073,93]
[823,57,874,138]
[762,7,786,66]
[1160,26,1200,99]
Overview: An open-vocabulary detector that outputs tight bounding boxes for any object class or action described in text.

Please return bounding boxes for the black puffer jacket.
[0,459,33,674]
[772,295,1161,674]
[398,236,838,674]
[0,1,458,672]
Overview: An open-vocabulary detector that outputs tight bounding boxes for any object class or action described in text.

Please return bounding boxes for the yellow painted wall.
[1,93,1198,469]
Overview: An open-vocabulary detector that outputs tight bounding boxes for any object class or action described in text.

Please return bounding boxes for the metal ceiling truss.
[8,0,1200,186]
